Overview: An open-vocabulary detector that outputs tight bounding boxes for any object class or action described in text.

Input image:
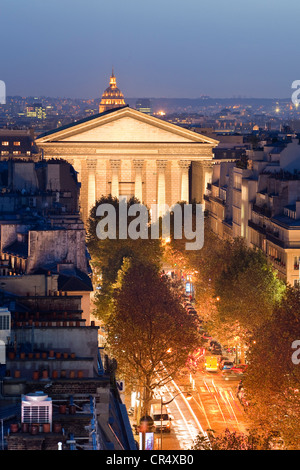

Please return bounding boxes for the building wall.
[62,116,195,143]
[13,326,99,362]
[69,291,91,325]
[13,162,38,191]
[207,158,300,287]
[0,274,58,297]
[27,229,88,274]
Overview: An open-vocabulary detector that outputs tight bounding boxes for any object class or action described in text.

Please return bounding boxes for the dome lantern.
[99,69,126,113]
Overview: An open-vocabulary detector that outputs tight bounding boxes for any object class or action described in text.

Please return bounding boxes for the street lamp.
[159,391,192,450]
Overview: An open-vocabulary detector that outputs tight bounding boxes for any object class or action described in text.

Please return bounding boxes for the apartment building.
[0,159,92,322]
[205,137,300,286]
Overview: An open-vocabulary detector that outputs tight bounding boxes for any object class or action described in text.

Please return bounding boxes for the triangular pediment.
[36,106,219,146]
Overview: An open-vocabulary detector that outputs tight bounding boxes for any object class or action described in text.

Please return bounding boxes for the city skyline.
[1,0,300,99]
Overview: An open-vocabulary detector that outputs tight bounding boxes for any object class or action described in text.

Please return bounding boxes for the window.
[1,141,9,146]
[13,141,20,146]
[0,315,10,330]
[294,280,300,288]
[233,175,241,190]
[1,151,9,155]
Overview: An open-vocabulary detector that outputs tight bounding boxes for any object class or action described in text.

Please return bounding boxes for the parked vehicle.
[204,355,219,372]
[202,333,212,341]
[150,402,171,433]
[211,346,222,355]
[187,309,197,315]
[188,313,198,319]
[231,364,248,373]
[221,370,243,381]
[219,360,234,370]
[185,304,193,310]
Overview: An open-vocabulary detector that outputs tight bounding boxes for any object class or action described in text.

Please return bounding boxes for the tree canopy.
[243,286,300,449]
[87,195,163,321]
[106,258,201,414]
[167,230,285,346]
[191,428,279,450]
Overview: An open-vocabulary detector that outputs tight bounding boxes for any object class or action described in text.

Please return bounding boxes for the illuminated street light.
[159,391,192,450]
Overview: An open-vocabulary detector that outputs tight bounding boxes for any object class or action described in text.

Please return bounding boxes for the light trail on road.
[156,361,248,449]
[164,384,199,448]
[194,372,248,434]
[193,391,213,431]
[158,363,210,449]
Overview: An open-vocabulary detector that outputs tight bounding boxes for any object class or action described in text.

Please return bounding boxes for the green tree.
[244,286,300,449]
[106,258,201,415]
[86,195,163,322]
[212,238,285,344]
[167,230,285,356]
[165,206,224,317]
[191,428,277,450]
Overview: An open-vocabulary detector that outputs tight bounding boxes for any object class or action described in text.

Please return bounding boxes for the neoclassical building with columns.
[36,106,218,223]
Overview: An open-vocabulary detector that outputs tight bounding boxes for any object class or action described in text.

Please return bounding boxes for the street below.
[149,365,248,450]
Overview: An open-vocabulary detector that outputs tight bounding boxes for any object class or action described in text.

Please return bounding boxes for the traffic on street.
[129,277,250,450]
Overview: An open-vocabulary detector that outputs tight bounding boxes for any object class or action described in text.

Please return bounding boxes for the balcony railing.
[252,204,272,218]
[205,194,226,206]
[265,232,285,248]
[249,220,300,249]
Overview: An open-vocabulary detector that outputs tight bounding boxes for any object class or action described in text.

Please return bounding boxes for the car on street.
[221,370,243,381]
[185,304,194,310]
[231,364,248,373]
[188,312,198,319]
[187,308,197,315]
[202,333,212,341]
[219,360,234,370]
[204,355,219,372]
[211,346,222,355]
[208,341,222,355]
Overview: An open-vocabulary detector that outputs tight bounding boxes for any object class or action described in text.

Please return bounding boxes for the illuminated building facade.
[205,139,300,287]
[0,129,39,160]
[36,106,218,224]
[99,69,126,113]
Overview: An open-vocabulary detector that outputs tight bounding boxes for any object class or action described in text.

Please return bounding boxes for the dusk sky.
[1,0,300,99]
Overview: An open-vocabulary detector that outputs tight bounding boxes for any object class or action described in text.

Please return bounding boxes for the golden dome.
[99,69,126,113]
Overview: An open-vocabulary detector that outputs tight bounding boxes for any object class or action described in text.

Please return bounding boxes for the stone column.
[178,160,191,203]
[191,161,213,203]
[133,159,144,202]
[157,160,168,218]
[87,158,97,214]
[110,159,121,198]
